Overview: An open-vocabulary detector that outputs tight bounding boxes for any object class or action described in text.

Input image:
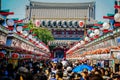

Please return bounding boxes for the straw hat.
[66,66,72,72]
[63,73,69,80]
[18,66,28,73]
[74,73,82,80]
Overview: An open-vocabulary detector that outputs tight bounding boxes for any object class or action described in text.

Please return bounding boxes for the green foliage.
[49,45,56,51]
[27,20,54,44]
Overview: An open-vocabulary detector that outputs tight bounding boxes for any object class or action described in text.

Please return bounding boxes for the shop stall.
[0,25,8,58]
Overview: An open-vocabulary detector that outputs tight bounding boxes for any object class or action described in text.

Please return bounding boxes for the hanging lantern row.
[0,10,50,57]
[2,19,50,53]
[66,40,85,54]
[11,53,19,59]
[67,4,120,56]
[67,18,114,54]
[67,22,110,54]
[35,20,84,28]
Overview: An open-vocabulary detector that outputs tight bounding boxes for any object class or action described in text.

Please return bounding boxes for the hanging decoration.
[52,20,57,27]
[47,20,51,27]
[28,34,33,40]
[114,13,120,22]
[89,32,95,40]
[103,13,114,19]
[94,29,100,38]
[80,40,85,45]
[62,21,67,27]
[78,21,84,27]
[41,20,46,27]
[0,10,14,16]
[72,21,78,27]
[87,29,92,34]
[12,53,19,59]
[57,20,62,27]
[85,36,90,42]
[102,22,110,29]
[0,52,5,58]
[22,26,29,38]
[6,19,14,26]
[68,21,73,27]
[35,20,40,27]
[102,22,111,33]
[22,30,29,38]
[89,32,95,38]
[6,19,15,31]
[16,26,23,34]
[94,29,100,35]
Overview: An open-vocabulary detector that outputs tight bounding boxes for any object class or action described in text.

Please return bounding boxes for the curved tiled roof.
[31,1,95,9]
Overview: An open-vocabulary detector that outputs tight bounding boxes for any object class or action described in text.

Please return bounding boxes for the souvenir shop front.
[0,25,8,59]
[84,33,116,70]
[110,27,120,72]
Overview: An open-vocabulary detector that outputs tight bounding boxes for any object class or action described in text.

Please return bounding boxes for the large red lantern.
[12,53,19,59]
[0,52,5,58]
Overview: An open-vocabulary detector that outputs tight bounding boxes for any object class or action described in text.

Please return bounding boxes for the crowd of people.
[0,58,120,80]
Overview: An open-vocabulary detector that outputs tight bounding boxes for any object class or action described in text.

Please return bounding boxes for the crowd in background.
[0,58,120,80]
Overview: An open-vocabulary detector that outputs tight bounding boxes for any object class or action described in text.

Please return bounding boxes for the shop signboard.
[104,60,109,67]
[116,37,120,46]
[93,60,97,64]
[0,31,7,45]
[111,51,120,59]
[87,39,112,51]
[11,38,34,52]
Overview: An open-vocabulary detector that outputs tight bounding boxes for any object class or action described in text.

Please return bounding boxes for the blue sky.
[2,0,115,22]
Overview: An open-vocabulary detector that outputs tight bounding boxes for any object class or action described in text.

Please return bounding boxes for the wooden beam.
[31,17,88,20]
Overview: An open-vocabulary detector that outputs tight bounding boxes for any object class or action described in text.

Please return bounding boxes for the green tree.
[27,21,54,44]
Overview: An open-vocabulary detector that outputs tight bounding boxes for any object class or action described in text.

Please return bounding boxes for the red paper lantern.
[79,21,84,27]
[35,20,40,27]
[12,53,19,59]
[0,52,5,58]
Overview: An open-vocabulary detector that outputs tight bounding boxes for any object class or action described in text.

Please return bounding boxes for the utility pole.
[84,16,87,40]
[28,0,31,20]
[0,0,1,10]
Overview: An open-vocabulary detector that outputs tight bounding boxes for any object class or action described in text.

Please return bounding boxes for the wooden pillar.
[64,48,68,59]
[50,51,54,59]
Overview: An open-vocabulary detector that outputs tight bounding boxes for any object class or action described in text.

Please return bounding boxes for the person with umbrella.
[72,64,93,73]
